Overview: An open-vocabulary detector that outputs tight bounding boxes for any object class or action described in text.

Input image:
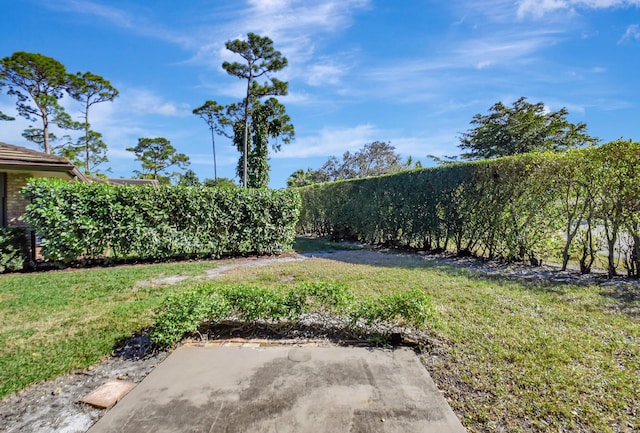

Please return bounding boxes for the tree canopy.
[66,71,119,175]
[177,169,201,187]
[203,177,238,188]
[245,97,294,188]
[193,100,225,181]
[221,32,290,187]
[127,137,190,184]
[458,97,598,160]
[0,76,14,121]
[287,141,412,187]
[0,51,78,154]
[0,52,117,168]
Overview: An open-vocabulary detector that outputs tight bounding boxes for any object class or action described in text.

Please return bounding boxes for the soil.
[0,335,168,433]
[1,248,638,432]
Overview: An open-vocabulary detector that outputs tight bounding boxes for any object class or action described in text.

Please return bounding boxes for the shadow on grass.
[294,237,640,318]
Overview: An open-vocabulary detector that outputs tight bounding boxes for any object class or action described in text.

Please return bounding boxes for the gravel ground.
[1,248,637,433]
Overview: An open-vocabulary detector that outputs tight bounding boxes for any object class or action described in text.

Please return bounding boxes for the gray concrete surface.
[87,346,467,433]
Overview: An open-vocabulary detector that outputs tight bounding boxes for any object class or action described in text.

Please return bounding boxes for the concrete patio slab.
[87,346,467,433]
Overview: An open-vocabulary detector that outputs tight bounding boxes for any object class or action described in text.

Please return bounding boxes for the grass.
[1,239,638,432]
[213,248,639,433]
[0,260,215,397]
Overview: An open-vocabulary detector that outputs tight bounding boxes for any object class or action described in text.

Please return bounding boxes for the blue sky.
[1,0,639,188]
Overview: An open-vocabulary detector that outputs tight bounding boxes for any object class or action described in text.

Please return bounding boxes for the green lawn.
[213,249,640,433]
[1,241,638,432]
[0,260,215,398]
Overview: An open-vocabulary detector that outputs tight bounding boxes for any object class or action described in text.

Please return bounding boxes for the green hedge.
[0,228,30,272]
[21,179,301,264]
[297,139,640,277]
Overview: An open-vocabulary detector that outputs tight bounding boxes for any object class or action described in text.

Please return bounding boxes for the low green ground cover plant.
[150,282,435,347]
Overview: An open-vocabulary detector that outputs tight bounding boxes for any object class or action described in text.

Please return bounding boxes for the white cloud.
[390,134,459,160]
[123,89,191,117]
[307,63,348,86]
[517,0,640,19]
[275,124,379,158]
[35,0,194,47]
[619,24,640,43]
[274,124,459,164]
[352,27,561,104]
[476,61,493,69]
[247,0,292,11]
[457,29,562,67]
[186,1,370,60]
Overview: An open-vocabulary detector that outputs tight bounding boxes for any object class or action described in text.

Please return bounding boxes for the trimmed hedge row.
[22,179,301,263]
[297,139,640,277]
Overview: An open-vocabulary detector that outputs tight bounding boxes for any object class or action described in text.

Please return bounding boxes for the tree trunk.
[561,226,579,271]
[84,104,90,175]
[604,220,618,278]
[210,126,217,180]
[42,108,50,155]
[241,70,253,188]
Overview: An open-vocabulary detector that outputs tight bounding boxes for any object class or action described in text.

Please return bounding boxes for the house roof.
[0,142,88,181]
[90,176,160,186]
[107,178,160,186]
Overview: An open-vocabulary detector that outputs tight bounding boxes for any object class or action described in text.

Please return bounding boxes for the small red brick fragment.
[80,381,136,409]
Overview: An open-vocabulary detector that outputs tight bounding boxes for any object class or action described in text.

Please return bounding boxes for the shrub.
[0,228,29,273]
[150,282,435,348]
[348,289,435,330]
[21,179,301,264]
[149,287,221,348]
[297,141,640,275]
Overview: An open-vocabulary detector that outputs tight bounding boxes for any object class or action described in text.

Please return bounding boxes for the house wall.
[5,172,32,228]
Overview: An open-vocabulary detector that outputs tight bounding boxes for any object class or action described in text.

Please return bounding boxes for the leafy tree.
[593,139,638,278]
[177,169,201,187]
[193,100,225,181]
[195,96,293,188]
[126,137,190,184]
[286,168,330,188]
[222,33,289,187]
[0,51,75,154]
[66,71,118,175]
[338,141,409,179]
[459,97,598,160]
[288,141,411,187]
[72,130,109,175]
[18,127,76,163]
[552,149,597,271]
[0,76,14,121]
[203,177,238,188]
[245,97,294,188]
